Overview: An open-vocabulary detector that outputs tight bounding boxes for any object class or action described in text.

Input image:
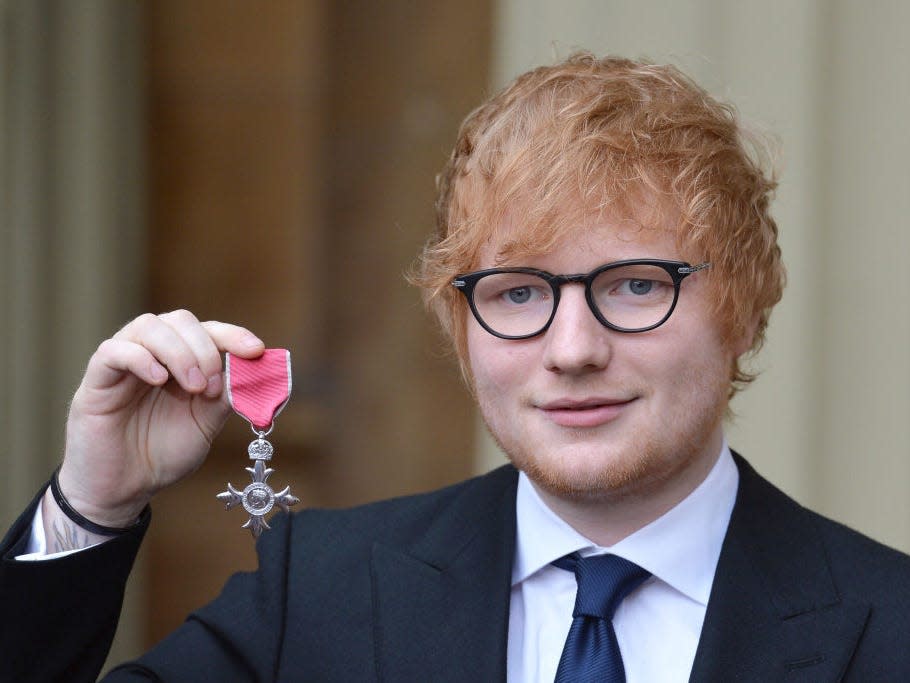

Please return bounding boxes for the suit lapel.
[371,466,517,683]
[690,455,869,682]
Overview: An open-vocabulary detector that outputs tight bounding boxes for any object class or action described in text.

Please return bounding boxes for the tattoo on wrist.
[51,518,93,553]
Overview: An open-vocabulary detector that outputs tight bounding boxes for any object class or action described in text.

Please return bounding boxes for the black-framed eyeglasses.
[452,258,711,339]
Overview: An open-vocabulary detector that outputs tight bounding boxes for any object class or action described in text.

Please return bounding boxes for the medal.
[217,348,299,537]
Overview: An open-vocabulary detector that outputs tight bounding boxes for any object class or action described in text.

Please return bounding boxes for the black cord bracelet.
[50,467,148,536]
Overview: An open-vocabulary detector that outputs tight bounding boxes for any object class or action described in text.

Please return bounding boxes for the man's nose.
[541,284,612,374]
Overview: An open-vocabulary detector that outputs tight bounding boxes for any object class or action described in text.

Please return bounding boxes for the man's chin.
[509,450,656,502]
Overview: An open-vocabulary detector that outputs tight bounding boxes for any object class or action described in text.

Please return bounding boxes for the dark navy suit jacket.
[2,454,909,682]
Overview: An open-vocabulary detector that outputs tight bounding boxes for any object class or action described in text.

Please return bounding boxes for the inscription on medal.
[242,482,275,515]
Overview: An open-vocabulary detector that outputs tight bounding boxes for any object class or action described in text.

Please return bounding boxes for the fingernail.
[149,363,168,383]
[241,334,264,349]
[188,366,206,390]
[205,373,222,398]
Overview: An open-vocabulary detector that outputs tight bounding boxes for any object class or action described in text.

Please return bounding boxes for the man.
[2,54,908,682]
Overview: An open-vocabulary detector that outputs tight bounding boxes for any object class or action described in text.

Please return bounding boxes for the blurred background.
[1,0,908,667]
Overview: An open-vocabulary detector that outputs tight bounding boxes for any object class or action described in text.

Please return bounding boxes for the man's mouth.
[537,397,637,428]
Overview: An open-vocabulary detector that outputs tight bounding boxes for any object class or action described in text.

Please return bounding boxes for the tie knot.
[554,553,651,620]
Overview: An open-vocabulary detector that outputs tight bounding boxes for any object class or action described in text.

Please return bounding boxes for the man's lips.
[537,397,637,428]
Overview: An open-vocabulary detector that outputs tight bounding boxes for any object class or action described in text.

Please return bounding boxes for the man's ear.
[733,313,762,358]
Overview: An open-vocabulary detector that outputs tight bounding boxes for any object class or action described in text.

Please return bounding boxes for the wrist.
[51,466,149,535]
[40,488,114,553]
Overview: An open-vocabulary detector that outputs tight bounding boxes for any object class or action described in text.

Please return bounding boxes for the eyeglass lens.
[470,263,677,337]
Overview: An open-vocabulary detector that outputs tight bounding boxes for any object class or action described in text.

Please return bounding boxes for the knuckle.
[94,337,120,358]
[113,312,160,341]
[165,308,200,325]
[131,312,159,329]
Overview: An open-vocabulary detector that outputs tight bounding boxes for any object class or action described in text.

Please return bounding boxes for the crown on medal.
[248,437,274,460]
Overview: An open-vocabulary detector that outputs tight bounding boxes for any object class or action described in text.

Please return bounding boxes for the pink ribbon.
[226,349,292,431]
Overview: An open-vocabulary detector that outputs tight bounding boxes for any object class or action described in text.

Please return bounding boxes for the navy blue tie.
[552,553,651,683]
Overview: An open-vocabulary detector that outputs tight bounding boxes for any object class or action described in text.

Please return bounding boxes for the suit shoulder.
[279,464,518,557]
[806,507,910,593]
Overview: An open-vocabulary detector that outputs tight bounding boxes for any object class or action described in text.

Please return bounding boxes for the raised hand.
[55,310,265,529]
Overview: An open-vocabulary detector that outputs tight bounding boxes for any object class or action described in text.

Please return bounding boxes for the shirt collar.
[512,441,738,606]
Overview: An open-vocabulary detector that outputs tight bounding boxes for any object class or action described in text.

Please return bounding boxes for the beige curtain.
[0,0,146,664]
[481,0,910,553]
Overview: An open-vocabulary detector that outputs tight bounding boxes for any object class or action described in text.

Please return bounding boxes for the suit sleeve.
[0,482,149,683]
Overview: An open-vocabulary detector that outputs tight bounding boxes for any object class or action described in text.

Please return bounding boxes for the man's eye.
[626,279,654,295]
[506,287,533,304]
[476,274,550,308]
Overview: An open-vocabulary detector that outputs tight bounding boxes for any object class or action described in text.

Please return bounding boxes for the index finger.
[201,320,265,358]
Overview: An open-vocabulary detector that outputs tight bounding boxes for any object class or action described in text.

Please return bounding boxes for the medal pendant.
[217,432,300,538]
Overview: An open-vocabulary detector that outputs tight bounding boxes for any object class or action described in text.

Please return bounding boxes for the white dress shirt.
[508,443,738,683]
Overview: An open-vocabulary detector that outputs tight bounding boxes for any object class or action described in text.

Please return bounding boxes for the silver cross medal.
[217,428,299,537]
[217,349,300,538]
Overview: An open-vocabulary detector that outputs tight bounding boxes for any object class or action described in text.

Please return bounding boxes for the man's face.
[467,212,738,507]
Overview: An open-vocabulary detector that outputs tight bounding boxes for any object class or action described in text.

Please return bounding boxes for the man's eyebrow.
[492,247,548,266]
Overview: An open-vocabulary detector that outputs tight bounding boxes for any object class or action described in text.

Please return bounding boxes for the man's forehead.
[480,201,679,266]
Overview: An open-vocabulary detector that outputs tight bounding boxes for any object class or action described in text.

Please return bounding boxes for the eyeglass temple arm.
[677,262,711,274]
